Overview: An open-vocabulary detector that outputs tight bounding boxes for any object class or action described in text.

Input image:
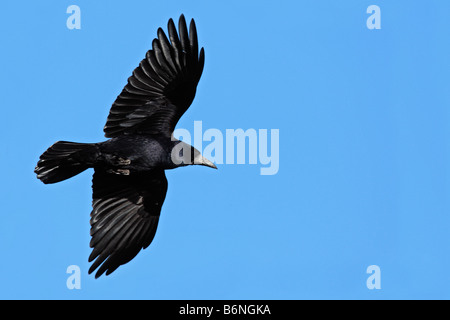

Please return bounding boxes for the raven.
[34,15,216,278]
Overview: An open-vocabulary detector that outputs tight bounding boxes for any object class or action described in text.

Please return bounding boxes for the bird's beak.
[202,157,218,169]
[194,154,217,169]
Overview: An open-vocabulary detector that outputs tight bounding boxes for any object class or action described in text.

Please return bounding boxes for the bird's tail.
[35,141,98,184]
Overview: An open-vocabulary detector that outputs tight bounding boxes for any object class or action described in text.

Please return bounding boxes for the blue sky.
[1,0,449,299]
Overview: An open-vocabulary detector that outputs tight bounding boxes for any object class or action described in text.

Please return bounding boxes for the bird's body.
[98,134,178,173]
[34,15,215,278]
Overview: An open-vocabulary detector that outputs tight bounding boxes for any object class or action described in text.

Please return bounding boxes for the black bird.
[34,15,216,278]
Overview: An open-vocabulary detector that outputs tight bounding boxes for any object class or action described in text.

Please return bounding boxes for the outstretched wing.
[104,14,205,138]
[88,169,168,278]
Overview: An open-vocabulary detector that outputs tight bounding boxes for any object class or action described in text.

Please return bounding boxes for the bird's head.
[170,141,217,169]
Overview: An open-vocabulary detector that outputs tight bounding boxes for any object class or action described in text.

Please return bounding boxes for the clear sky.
[1,0,449,299]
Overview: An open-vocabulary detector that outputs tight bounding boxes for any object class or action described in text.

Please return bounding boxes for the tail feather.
[35,141,96,184]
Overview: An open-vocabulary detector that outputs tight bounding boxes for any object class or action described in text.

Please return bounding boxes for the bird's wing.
[103,14,205,138]
[88,169,168,278]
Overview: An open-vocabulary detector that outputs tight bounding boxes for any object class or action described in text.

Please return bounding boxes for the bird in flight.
[34,15,216,278]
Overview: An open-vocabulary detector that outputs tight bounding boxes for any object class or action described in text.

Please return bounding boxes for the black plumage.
[104,15,204,138]
[34,15,216,278]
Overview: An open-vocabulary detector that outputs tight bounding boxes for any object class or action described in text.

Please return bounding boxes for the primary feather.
[103,15,205,138]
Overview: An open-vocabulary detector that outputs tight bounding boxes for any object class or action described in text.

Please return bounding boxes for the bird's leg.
[116,157,131,166]
[107,168,130,175]
[103,155,132,175]
[114,157,130,175]
[115,168,130,175]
